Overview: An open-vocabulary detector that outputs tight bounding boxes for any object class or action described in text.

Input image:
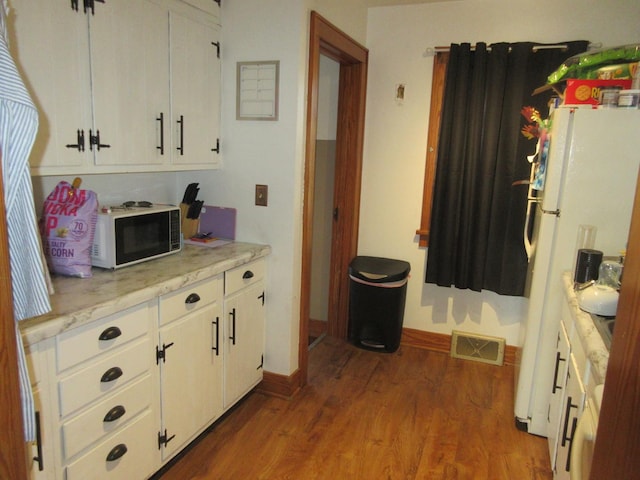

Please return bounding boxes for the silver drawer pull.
[103,405,126,423]
[100,366,123,383]
[106,443,128,462]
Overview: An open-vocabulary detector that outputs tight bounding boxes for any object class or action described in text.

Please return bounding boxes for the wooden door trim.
[300,12,368,386]
[0,155,29,479]
[590,169,640,478]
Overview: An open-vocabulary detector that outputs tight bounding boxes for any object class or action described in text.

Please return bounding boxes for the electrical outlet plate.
[255,184,268,206]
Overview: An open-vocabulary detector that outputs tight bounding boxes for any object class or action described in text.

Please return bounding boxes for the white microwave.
[91,205,181,269]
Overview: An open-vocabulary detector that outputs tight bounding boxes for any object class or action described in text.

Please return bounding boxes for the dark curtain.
[425,41,589,296]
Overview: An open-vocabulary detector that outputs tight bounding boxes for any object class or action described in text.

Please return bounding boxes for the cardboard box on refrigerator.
[562,78,632,105]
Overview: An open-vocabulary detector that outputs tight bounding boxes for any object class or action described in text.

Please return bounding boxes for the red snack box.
[563,78,632,105]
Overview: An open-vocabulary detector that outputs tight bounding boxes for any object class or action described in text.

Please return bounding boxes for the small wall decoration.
[236,60,280,121]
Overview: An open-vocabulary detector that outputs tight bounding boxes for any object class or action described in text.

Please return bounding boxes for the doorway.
[299,12,368,385]
[308,54,339,348]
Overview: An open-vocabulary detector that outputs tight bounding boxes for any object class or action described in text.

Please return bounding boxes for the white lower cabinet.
[25,345,55,480]
[158,276,224,460]
[25,258,266,479]
[554,356,586,479]
[547,319,570,470]
[223,260,266,409]
[548,297,590,479]
[65,410,156,480]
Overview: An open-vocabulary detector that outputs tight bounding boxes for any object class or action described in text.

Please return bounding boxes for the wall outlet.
[255,184,268,206]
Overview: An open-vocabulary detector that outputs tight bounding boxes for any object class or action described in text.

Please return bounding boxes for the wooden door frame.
[0,157,29,479]
[299,12,368,385]
[590,169,640,478]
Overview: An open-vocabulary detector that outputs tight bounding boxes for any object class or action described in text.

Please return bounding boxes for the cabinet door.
[224,282,265,409]
[169,10,221,167]
[24,343,55,480]
[547,319,570,471]
[28,387,53,480]
[10,0,92,173]
[158,301,223,460]
[555,356,586,479]
[89,0,170,167]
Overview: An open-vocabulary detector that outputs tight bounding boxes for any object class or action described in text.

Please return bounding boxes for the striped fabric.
[1,1,52,441]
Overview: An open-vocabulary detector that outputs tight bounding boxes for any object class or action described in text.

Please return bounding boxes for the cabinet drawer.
[225,259,265,296]
[56,302,151,372]
[62,374,153,460]
[65,410,156,480]
[58,338,152,417]
[160,276,221,326]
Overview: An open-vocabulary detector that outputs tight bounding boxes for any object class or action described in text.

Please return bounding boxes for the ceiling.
[365,0,459,6]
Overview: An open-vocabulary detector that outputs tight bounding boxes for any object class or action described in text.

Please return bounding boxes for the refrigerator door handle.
[540,205,561,217]
[524,198,535,261]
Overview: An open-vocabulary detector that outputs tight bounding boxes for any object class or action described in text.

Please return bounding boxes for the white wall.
[176,0,366,376]
[362,0,640,345]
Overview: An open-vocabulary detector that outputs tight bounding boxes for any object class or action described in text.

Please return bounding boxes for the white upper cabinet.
[9,0,221,175]
[9,1,91,172]
[89,0,170,168]
[169,8,221,167]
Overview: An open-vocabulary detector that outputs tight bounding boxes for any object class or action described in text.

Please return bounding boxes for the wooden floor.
[157,336,552,480]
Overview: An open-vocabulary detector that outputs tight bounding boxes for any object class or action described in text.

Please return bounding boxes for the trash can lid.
[348,256,411,283]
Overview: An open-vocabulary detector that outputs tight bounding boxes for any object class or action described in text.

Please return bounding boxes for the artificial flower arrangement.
[520,106,551,191]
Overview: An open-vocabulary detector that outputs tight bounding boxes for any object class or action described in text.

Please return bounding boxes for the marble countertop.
[20,242,271,347]
[562,272,609,384]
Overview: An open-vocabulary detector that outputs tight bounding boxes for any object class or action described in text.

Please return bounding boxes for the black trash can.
[348,256,410,353]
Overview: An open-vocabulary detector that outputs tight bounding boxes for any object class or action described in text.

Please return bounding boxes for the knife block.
[180,203,199,240]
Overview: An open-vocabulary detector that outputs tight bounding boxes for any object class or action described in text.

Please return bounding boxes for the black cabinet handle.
[157,112,165,155]
[242,270,254,279]
[552,351,566,394]
[230,308,236,345]
[212,138,220,153]
[106,443,128,462]
[561,395,578,447]
[71,0,79,11]
[99,326,122,341]
[103,405,126,423]
[90,129,111,151]
[33,411,44,471]
[177,115,184,155]
[84,0,105,15]
[212,317,219,355]
[258,291,265,306]
[101,366,123,383]
[185,293,201,304]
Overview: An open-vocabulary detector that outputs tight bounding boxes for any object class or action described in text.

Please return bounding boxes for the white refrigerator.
[514,107,640,436]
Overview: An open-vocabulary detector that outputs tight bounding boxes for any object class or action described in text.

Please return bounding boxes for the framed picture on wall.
[236,60,280,121]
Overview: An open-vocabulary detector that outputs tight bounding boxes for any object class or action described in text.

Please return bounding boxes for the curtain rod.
[422,42,600,57]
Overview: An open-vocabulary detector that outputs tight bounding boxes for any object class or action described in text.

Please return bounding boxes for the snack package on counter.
[40,179,98,278]
[547,44,640,84]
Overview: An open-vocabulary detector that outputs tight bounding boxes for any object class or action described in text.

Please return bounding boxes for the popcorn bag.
[40,179,98,278]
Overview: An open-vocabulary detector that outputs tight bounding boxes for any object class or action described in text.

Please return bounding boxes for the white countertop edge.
[562,272,609,384]
[19,243,271,346]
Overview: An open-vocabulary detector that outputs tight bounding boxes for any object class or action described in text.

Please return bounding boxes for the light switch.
[255,184,268,206]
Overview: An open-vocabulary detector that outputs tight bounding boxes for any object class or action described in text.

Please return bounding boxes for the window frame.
[417,51,448,247]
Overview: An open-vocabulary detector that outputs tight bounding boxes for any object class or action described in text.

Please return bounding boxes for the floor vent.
[450,330,505,366]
